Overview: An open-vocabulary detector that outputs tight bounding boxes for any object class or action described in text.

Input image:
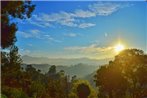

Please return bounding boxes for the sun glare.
[114,44,125,53]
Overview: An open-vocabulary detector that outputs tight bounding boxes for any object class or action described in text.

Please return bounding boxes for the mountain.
[22,63,99,78]
[83,71,97,87]
[22,55,112,78]
[22,55,112,66]
[56,63,99,77]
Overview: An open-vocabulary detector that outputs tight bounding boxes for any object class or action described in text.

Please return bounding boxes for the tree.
[1,1,35,48]
[95,63,128,98]
[95,49,147,98]
[47,66,69,98]
[77,83,90,98]
[114,49,147,98]
[69,80,97,98]
[1,46,26,97]
[1,45,22,78]
[48,65,56,75]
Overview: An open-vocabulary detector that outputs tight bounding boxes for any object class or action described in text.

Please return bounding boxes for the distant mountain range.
[22,55,112,66]
[22,55,112,79]
[22,63,98,78]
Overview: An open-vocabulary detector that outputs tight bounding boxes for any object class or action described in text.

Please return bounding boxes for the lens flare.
[114,44,125,53]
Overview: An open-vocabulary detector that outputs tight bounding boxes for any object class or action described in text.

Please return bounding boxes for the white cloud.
[27,17,52,28]
[64,33,78,37]
[79,23,95,28]
[105,33,108,37]
[64,44,113,54]
[89,2,120,16]
[20,49,31,55]
[40,12,75,22]
[18,29,43,38]
[74,9,96,18]
[24,2,134,28]
[17,29,41,38]
[30,29,40,34]
[17,31,32,38]
[18,30,62,43]
[43,34,62,43]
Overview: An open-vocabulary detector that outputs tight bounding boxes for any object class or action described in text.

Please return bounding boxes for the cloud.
[17,30,62,43]
[30,29,40,34]
[89,2,120,16]
[28,44,33,46]
[23,2,133,28]
[105,33,108,37]
[17,29,41,38]
[64,44,114,54]
[20,49,31,55]
[79,23,96,28]
[17,31,33,38]
[74,9,96,18]
[27,19,50,28]
[43,34,61,42]
[32,12,76,27]
[64,33,78,37]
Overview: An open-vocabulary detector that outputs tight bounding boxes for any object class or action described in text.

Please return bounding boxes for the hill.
[22,55,112,66]
[22,63,99,78]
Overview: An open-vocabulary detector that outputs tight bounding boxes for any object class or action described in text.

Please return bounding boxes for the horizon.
[15,1,147,59]
[21,54,113,60]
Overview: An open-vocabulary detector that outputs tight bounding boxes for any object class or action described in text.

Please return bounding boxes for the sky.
[16,1,147,59]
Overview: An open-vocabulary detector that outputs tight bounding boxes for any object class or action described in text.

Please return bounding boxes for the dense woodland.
[1,1,147,98]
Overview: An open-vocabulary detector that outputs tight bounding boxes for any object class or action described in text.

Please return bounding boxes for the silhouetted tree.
[77,83,90,98]
[114,49,147,98]
[95,64,128,98]
[95,49,147,98]
[1,1,35,48]
[69,80,97,98]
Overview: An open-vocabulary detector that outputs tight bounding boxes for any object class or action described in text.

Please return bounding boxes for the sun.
[114,44,125,53]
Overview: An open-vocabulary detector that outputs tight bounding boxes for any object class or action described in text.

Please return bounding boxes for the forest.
[1,46,147,98]
[1,1,147,98]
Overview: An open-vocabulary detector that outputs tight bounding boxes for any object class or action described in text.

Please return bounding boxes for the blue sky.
[16,1,147,59]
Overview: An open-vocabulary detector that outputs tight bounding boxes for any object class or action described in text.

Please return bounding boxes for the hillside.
[22,63,99,78]
[22,55,112,66]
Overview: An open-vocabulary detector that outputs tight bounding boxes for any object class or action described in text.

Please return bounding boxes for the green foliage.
[2,86,29,98]
[29,81,46,98]
[1,94,8,98]
[10,88,29,98]
[1,46,23,89]
[1,1,35,48]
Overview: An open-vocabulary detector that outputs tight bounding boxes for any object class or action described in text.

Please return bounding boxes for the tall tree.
[1,46,25,97]
[114,49,147,98]
[95,49,147,98]
[1,1,35,48]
